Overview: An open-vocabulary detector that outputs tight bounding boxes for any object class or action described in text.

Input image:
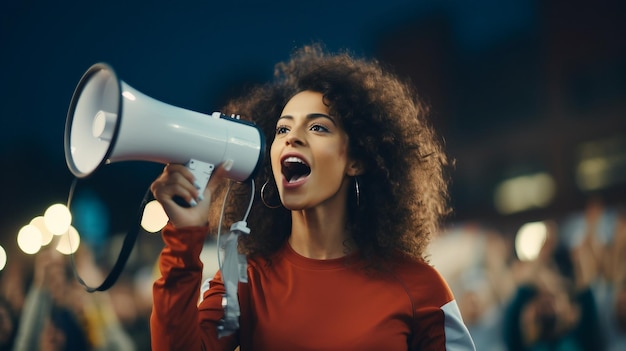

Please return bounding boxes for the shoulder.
[386,252,455,308]
[388,254,476,349]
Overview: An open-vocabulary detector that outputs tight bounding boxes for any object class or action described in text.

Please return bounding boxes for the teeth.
[284,156,305,164]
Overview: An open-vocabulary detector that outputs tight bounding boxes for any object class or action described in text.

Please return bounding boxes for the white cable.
[216,178,255,270]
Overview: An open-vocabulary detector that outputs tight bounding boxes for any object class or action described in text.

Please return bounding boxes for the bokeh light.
[44,203,73,235]
[141,200,169,233]
[515,221,548,261]
[0,245,6,271]
[30,216,55,246]
[494,172,556,215]
[56,226,81,255]
[17,224,43,254]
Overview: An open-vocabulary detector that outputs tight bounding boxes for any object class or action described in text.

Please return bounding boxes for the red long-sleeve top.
[151,224,475,350]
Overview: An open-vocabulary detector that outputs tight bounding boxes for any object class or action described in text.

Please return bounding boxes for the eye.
[310,124,330,133]
[275,125,290,135]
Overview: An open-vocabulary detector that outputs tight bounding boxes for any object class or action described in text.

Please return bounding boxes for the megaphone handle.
[186,159,215,206]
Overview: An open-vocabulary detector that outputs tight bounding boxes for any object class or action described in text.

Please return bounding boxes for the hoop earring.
[261,180,282,209]
[354,176,360,207]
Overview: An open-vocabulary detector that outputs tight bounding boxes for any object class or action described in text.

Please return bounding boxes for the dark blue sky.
[1,0,534,148]
[1,0,538,241]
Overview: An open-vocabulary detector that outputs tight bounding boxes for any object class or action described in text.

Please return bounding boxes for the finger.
[153,166,200,200]
[153,180,199,208]
[164,163,196,184]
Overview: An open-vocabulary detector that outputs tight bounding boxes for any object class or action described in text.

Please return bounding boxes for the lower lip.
[282,176,309,189]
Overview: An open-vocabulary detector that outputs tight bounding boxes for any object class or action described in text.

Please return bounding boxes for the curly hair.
[212,43,452,264]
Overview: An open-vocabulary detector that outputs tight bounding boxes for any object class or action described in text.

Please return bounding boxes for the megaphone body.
[65,63,265,192]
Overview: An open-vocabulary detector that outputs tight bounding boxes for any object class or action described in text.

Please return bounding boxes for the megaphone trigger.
[185,159,215,206]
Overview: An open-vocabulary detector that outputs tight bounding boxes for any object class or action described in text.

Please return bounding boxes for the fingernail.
[223,159,234,172]
[189,199,197,207]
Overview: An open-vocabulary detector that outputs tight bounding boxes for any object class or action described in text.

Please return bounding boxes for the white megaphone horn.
[64,63,265,200]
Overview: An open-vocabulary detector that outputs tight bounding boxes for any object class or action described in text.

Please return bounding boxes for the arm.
[607,210,626,284]
[503,232,556,351]
[502,284,536,351]
[11,287,52,351]
[572,287,605,350]
[581,199,611,282]
[483,232,516,305]
[11,248,61,351]
[407,264,476,351]
[149,163,238,350]
[150,224,237,351]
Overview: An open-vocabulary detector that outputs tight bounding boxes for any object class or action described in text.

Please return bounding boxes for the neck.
[288,201,353,260]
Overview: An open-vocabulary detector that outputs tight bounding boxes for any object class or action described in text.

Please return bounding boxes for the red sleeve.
[393,258,475,351]
[150,223,237,351]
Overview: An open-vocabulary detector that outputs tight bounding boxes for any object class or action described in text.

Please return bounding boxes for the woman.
[150,44,475,350]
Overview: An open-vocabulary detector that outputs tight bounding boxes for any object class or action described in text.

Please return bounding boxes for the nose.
[285,129,305,146]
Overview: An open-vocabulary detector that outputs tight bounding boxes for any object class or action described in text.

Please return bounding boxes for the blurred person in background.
[457,231,514,351]
[0,295,17,351]
[38,305,90,351]
[578,198,626,351]
[108,270,153,351]
[73,245,137,351]
[503,220,604,351]
[0,257,27,324]
[11,244,136,351]
[10,246,91,351]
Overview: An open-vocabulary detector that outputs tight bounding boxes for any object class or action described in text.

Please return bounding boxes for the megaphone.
[64,63,265,198]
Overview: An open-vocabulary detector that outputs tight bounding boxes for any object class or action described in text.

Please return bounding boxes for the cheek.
[320,142,349,171]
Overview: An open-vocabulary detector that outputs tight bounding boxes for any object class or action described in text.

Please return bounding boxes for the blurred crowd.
[0,232,157,351]
[433,198,626,351]
[0,197,624,351]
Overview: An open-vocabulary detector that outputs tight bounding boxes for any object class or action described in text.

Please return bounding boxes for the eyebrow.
[277,113,337,125]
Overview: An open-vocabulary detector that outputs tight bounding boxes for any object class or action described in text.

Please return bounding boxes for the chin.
[282,202,307,211]
[280,196,312,210]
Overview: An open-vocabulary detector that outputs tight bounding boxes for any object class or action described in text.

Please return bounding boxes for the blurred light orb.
[141,200,169,233]
[494,172,556,214]
[515,221,548,261]
[17,224,42,254]
[0,245,6,271]
[44,203,72,235]
[56,226,80,255]
[30,216,54,246]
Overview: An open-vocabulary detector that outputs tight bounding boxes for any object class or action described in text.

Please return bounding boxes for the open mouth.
[282,156,311,183]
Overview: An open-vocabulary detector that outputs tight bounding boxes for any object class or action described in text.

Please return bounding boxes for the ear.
[346,159,364,177]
